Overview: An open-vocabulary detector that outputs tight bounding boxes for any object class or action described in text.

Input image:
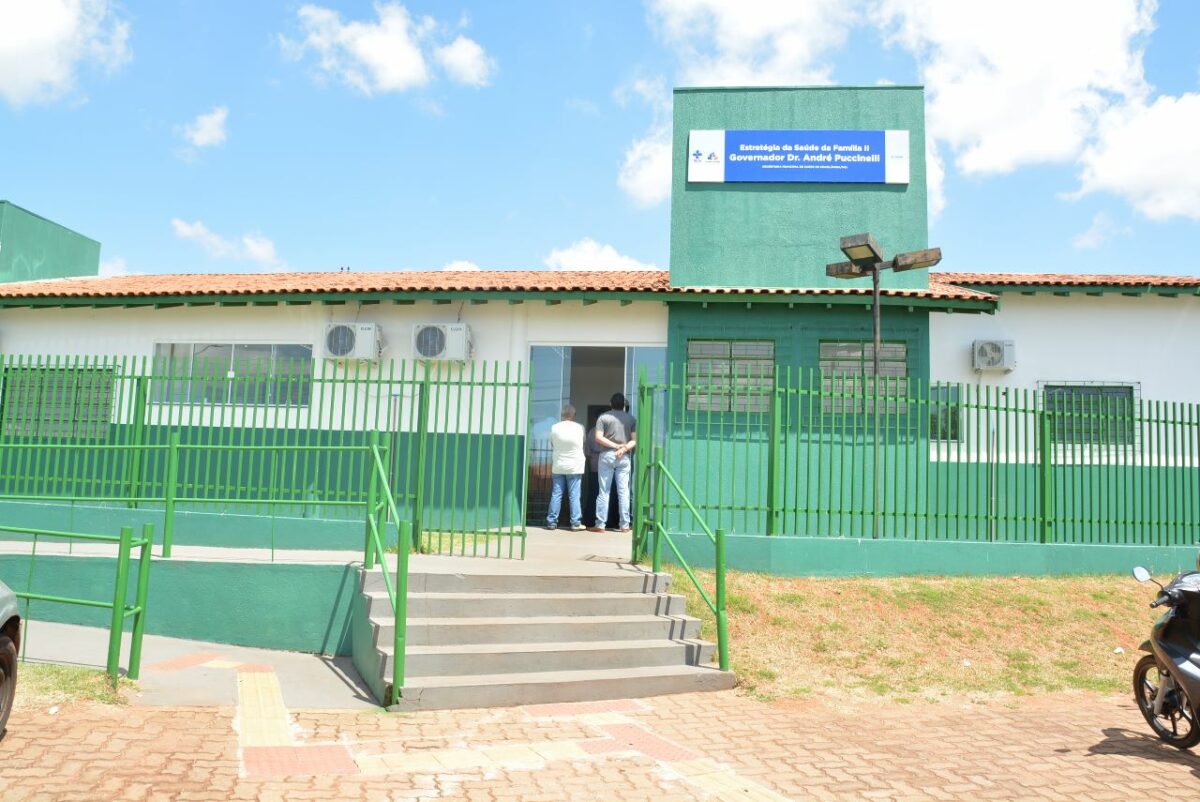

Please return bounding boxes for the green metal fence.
[639,366,1200,546]
[0,355,531,558]
[14,522,155,684]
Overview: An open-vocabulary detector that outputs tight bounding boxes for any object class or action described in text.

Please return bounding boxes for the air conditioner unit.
[413,323,472,361]
[323,322,384,360]
[971,339,1015,372]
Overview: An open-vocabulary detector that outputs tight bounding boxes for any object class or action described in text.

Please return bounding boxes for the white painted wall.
[930,293,1200,402]
[0,300,669,434]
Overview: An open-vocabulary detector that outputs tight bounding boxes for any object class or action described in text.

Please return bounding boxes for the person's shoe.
[588,526,606,533]
[546,524,557,531]
[618,527,632,534]
[570,524,586,531]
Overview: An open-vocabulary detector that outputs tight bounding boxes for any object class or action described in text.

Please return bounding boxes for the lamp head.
[826,260,867,280]
[839,233,884,266]
[892,247,943,272]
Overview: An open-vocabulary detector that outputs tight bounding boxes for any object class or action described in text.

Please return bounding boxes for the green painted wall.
[669,87,928,289]
[0,201,100,282]
[668,533,1199,577]
[0,554,357,654]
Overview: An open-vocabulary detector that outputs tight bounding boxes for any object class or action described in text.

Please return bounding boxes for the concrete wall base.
[668,534,1199,577]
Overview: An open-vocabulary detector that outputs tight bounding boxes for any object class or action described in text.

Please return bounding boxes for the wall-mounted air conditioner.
[412,323,472,361]
[971,339,1015,372]
[323,322,384,360]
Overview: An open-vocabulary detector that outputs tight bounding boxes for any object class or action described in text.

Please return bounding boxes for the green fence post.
[364,432,380,569]
[127,523,154,680]
[766,385,782,536]
[633,367,652,563]
[413,370,430,552]
[162,432,181,558]
[1039,408,1053,544]
[652,446,664,574]
[715,527,730,672]
[125,375,149,508]
[391,519,412,707]
[106,526,134,684]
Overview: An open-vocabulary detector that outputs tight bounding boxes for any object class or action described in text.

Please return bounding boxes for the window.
[1,368,115,439]
[929,384,961,441]
[153,343,313,406]
[1043,383,1135,445]
[686,339,774,413]
[819,341,908,413]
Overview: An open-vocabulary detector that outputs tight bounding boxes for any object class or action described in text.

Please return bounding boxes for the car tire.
[0,634,15,737]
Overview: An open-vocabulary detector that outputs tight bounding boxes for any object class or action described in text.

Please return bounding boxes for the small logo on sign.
[692,149,703,162]
[707,151,719,162]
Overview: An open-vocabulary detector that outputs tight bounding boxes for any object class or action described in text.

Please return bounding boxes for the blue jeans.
[595,451,631,529]
[547,473,582,528]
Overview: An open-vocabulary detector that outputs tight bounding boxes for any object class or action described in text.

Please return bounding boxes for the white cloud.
[180,106,229,149]
[1073,93,1200,221]
[925,140,946,222]
[434,35,494,87]
[98,256,131,277]
[281,3,495,96]
[171,219,284,269]
[442,259,480,271]
[544,238,658,272]
[616,77,673,208]
[0,0,131,107]
[1071,211,1131,249]
[874,0,1155,176]
[647,0,854,86]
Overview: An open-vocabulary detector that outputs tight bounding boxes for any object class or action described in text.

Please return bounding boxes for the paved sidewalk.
[3,688,1199,801]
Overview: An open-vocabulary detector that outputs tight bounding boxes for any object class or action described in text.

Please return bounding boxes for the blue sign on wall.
[687,129,910,184]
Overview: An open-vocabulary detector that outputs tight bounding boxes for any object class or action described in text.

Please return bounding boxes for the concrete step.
[367,591,687,619]
[382,638,717,678]
[362,569,671,595]
[377,614,702,646]
[387,664,735,711]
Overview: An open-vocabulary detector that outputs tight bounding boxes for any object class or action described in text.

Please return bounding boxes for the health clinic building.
[0,86,1195,552]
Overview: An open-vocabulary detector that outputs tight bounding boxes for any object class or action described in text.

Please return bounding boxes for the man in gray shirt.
[590,392,637,533]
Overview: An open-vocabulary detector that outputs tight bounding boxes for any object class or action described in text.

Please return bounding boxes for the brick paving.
[2,689,1199,801]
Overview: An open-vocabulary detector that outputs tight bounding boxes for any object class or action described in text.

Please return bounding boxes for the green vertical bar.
[652,445,664,573]
[715,526,729,672]
[482,361,498,555]
[364,429,380,569]
[413,364,430,551]
[766,376,781,536]
[391,518,411,706]
[465,359,479,551]
[126,522,154,680]
[1039,396,1052,544]
[162,432,180,558]
[106,525,133,684]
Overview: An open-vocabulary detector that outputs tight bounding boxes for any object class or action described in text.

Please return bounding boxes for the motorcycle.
[1131,563,1200,749]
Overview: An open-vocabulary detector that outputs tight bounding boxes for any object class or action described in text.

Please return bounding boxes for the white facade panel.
[930,294,1200,403]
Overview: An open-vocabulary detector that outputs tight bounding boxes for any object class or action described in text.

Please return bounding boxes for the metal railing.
[0,355,531,558]
[363,437,412,706]
[14,522,155,684]
[640,366,1200,546]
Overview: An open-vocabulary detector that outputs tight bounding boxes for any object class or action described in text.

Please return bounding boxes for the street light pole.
[827,235,942,539]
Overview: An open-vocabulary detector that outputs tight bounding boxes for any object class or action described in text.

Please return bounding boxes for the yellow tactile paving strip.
[236,671,294,748]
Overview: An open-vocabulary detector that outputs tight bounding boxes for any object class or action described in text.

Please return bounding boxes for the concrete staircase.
[355,564,734,710]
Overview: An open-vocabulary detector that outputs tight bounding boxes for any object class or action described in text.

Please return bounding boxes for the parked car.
[0,579,18,736]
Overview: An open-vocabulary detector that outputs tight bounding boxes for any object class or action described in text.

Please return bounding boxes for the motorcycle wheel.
[1133,654,1200,750]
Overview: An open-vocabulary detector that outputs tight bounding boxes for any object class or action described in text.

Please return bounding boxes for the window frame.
[685,338,775,415]
[0,366,117,441]
[818,339,909,415]
[152,342,314,407]
[1038,380,1139,447]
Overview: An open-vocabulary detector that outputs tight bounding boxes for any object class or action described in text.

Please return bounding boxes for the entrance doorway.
[526,345,665,527]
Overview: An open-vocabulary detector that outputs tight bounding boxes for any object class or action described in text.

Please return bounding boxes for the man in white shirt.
[547,404,586,531]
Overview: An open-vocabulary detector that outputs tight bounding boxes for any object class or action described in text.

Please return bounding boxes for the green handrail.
[367,443,413,707]
[11,522,155,685]
[644,460,729,672]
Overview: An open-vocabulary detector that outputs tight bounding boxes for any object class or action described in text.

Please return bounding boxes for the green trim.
[0,289,996,313]
[962,283,1199,297]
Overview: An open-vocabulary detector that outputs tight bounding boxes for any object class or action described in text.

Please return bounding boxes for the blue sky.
[0,1,1197,278]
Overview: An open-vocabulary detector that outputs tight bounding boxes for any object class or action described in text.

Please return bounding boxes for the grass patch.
[667,567,1157,703]
[14,662,130,710]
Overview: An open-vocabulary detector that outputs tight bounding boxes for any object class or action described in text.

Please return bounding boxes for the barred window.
[686,339,774,413]
[1043,384,1135,445]
[819,341,908,414]
[1,368,115,439]
[153,343,313,406]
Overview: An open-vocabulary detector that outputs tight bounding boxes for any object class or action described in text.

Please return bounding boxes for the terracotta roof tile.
[0,269,994,303]
[934,272,1200,288]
